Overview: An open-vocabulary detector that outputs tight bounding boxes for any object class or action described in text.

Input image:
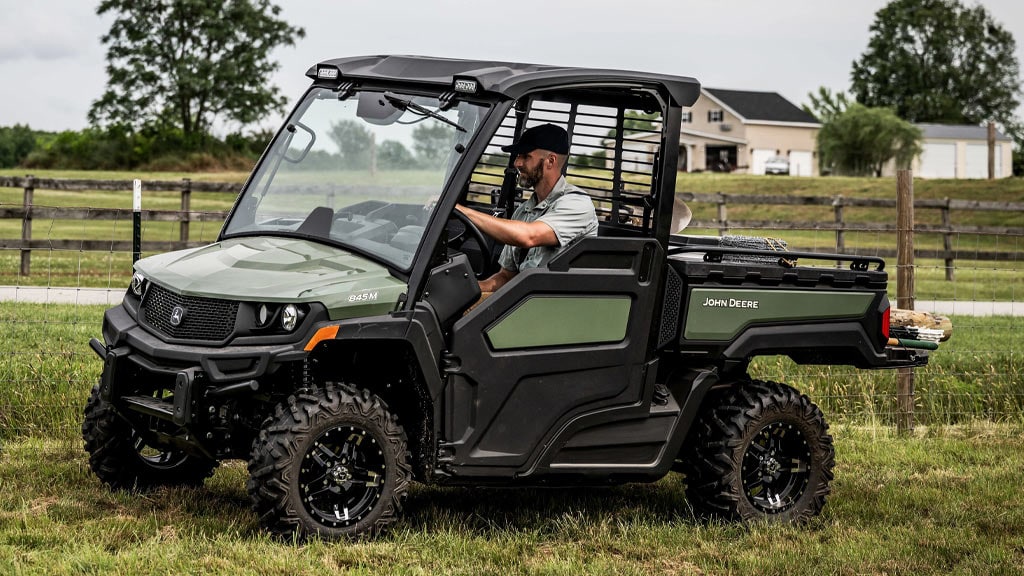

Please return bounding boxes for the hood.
[135,237,407,316]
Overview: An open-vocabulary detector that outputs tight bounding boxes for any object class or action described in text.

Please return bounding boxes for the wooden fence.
[2,175,1023,277]
[0,176,239,275]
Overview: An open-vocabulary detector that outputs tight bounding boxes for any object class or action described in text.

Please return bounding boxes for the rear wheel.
[681,380,834,522]
[247,383,411,539]
[82,384,217,490]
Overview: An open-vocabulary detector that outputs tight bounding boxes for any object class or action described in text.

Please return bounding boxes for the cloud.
[0,2,104,63]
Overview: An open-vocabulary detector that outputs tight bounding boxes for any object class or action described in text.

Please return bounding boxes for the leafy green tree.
[850,0,1021,132]
[817,104,922,177]
[412,123,453,167]
[328,120,372,169]
[0,124,38,168]
[802,87,851,123]
[89,0,304,142]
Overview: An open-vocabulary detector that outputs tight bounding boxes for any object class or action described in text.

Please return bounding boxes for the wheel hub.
[760,455,781,477]
[329,462,352,484]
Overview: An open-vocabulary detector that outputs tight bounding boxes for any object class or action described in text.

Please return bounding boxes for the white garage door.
[919,143,956,178]
[751,149,776,175]
[965,144,1001,178]
[789,151,813,177]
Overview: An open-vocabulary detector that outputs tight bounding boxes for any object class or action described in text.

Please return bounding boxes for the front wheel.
[247,383,411,539]
[82,384,217,490]
[681,380,835,523]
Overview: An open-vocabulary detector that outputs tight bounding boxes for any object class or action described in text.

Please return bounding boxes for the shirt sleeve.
[536,194,598,247]
[497,244,516,272]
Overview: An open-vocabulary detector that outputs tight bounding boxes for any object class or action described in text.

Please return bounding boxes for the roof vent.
[720,124,733,132]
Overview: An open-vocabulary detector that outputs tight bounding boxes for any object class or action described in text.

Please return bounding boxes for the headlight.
[281,304,299,332]
[130,271,146,297]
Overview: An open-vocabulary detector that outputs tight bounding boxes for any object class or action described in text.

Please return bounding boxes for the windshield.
[223,87,489,270]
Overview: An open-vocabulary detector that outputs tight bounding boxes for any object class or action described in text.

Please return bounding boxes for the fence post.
[896,169,915,434]
[180,178,192,244]
[833,195,845,267]
[19,174,35,276]
[716,193,728,236]
[987,121,996,180]
[133,179,142,264]
[942,197,954,281]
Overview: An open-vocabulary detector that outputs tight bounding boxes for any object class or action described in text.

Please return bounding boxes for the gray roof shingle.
[917,123,1012,141]
[704,88,819,124]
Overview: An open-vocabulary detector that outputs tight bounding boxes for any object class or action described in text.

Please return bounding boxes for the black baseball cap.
[501,123,570,155]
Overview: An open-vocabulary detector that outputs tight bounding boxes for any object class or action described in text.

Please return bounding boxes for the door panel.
[444,237,662,471]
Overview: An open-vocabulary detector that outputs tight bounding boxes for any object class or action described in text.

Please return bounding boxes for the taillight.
[881,306,891,339]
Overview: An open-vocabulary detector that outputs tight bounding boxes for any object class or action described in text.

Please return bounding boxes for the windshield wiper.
[383,92,466,132]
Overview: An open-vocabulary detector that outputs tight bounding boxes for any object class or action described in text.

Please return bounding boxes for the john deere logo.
[170,306,186,326]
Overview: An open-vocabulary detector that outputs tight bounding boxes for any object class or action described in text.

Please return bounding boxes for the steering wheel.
[447,209,495,279]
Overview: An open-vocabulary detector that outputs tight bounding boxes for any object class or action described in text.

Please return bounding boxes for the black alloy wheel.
[299,424,389,529]
[741,421,812,514]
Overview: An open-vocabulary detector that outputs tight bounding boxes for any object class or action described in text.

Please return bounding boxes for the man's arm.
[479,267,516,293]
[455,204,557,248]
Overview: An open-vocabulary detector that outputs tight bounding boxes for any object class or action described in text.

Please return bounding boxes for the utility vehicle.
[84,55,929,539]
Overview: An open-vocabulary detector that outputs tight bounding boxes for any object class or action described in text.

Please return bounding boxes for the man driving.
[455,123,598,292]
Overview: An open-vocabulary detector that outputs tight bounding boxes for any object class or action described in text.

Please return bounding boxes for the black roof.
[309,55,701,107]
[704,88,819,124]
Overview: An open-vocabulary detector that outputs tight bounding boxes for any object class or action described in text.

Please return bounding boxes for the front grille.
[143,284,239,341]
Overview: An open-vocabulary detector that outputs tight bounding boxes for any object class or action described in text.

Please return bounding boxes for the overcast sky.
[1,0,1022,133]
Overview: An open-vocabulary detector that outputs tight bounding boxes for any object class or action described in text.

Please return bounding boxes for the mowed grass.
[0,426,1022,574]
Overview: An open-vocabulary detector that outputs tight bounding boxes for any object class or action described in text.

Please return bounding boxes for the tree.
[89,0,304,143]
[412,123,453,167]
[377,140,416,170]
[817,104,922,177]
[850,0,1021,133]
[802,87,851,123]
[0,124,37,168]
[328,120,372,169]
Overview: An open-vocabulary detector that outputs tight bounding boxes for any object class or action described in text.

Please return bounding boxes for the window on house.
[708,109,723,123]
[681,111,692,123]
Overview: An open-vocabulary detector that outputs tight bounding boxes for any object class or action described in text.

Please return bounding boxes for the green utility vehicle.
[84,55,929,539]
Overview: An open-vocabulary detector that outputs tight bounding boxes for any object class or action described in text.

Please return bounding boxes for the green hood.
[135,237,406,319]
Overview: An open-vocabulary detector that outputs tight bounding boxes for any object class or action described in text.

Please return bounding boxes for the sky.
[1,0,1022,134]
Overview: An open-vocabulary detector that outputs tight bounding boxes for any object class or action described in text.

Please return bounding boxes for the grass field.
[0,299,1022,574]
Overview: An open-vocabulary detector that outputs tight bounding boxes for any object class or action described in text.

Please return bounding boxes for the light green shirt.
[498,176,598,272]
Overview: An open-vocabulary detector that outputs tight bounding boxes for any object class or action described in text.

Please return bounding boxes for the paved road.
[0,286,125,306]
[1,287,1022,316]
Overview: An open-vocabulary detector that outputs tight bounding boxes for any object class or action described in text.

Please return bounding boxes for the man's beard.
[516,161,544,189]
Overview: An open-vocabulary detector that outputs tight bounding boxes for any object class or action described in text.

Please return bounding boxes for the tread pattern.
[681,379,835,522]
[246,383,412,539]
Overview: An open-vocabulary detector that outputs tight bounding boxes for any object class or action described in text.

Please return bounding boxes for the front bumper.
[92,304,313,428]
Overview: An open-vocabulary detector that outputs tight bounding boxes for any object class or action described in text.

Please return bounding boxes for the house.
[683,88,821,175]
[882,123,1014,179]
[618,87,821,176]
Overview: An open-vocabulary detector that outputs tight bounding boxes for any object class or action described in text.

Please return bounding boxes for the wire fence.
[0,176,1021,442]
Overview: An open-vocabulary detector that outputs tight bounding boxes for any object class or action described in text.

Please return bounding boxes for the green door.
[444,237,662,471]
